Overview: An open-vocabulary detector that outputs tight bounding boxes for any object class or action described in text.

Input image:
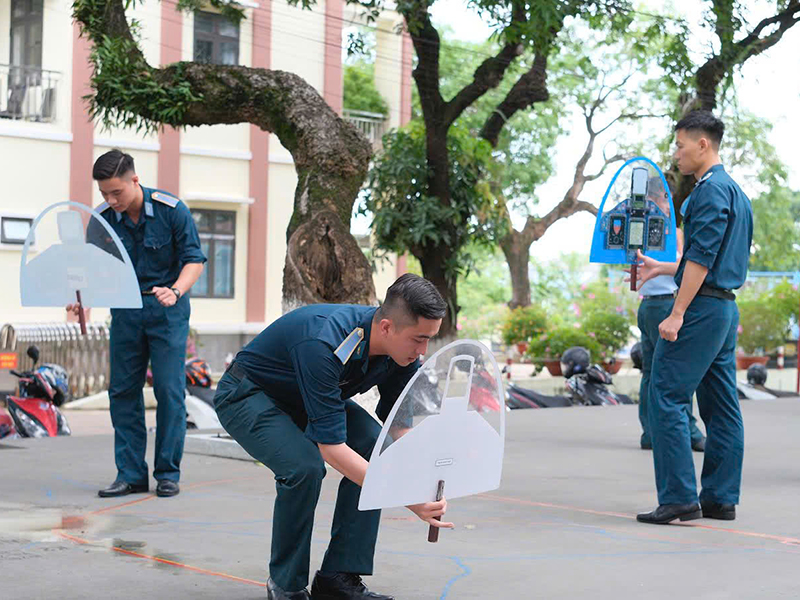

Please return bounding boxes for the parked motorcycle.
[1,345,72,439]
[184,357,222,429]
[503,346,633,409]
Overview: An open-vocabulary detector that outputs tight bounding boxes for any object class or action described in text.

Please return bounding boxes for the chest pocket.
[144,229,173,272]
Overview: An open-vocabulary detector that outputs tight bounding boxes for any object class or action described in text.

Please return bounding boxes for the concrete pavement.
[1,397,799,599]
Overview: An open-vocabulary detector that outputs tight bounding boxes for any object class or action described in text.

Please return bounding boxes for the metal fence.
[343,109,387,148]
[0,64,60,123]
[0,322,110,399]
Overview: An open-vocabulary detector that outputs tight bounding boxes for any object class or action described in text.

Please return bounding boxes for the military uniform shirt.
[235,304,420,445]
[675,165,753,290]
[93,185,206,291]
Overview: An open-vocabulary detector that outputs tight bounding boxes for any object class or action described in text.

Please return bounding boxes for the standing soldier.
[633,176,705,453]
[69,149,206,498]
[638,112,753,525]
[214,274,454,600]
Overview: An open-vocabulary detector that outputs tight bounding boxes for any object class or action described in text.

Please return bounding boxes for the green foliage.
[737,294,790,356]
[764,281,800,324]
[343,61,389,115]
[577,280,637,324]
[501,306,548,346]
[363,121,508,281]
[749,171,800,271]
[73,0,209,134]
[527,324,601,361]
[523,275,636,360]
[529,253,592,319]
[457,247,511,340]
[581,311,631,359]
[87,33,203,133]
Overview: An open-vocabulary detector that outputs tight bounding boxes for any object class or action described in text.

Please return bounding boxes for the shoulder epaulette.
[95,201,112,213]
[151,191,180,208]
[695,171,714,187]
[334,327,365,365]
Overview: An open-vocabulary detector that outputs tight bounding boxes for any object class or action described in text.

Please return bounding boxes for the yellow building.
[0,0,411,369]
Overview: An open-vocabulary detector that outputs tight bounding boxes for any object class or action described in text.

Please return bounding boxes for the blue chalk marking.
[440,557,472,599]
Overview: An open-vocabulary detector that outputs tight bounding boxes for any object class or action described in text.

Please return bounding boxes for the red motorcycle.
[1,345,71,439]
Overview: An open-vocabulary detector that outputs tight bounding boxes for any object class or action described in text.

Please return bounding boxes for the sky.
[370,0,800,264]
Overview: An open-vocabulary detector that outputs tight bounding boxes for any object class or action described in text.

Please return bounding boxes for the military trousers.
[214,368,382,593]
[649,296,743,506]
[109,294,190,485]
[637,296,705,447]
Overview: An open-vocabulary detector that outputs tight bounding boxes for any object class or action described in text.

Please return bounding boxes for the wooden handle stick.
[76,290,87,335]
[427,479,445,543]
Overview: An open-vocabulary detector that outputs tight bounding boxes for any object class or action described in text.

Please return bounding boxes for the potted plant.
[526,324,601,376]
[581,311,632,374]
[501,306,548,354]
[736,294,788,369]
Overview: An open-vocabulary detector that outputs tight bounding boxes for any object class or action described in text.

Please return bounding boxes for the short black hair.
[376,273,447,326]
[675,111,724,147]
[93,149,135,180]
[647,175,666,197]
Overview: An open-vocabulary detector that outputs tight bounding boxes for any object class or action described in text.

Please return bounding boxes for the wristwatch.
[171,287,181,300]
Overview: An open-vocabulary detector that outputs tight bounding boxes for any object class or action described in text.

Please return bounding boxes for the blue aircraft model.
[589,157,678,290]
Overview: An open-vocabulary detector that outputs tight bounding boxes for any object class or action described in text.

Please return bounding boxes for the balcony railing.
[343,109,387,148]
[0,64,61,123]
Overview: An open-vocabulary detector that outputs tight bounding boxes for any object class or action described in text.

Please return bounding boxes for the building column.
[247,0,272,322]
[158,0,182,194]
[69,22,94,208]
[323,0,344,114]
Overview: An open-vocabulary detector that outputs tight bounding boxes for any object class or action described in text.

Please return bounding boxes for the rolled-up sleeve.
[376,359,420,423]
[290,340,347,444]
[684,186,729,270]
[173,201,207,267]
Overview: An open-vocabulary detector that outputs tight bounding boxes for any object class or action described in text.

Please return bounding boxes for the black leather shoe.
[701,501,736,520]
[267,578,311,599]
[692,438,706,452]
[98,481,149,498]
[311,572,394,600]
[637,503,702,524]
[156,480,180,497]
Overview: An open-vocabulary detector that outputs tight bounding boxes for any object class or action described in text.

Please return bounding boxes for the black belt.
[697,283,735,301]
[642,293,675,301]
[225,359,247,382]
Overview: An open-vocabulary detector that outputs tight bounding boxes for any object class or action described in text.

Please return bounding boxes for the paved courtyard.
[2,397,799,599]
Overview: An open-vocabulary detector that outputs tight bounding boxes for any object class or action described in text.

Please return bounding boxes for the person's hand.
[407,498,454,529]
[624,250,662,291]
[65,304,82,317]
[153,286,178,307]
[659,313,684,342]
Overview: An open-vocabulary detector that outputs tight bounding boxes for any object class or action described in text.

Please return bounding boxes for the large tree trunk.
[501,235,532,309]
[73,0,376,313]
[418,250,457,338]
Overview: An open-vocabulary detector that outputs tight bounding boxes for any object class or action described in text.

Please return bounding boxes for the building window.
[191,209,235,298]
[193,11,239,66]
[10,0,43,69]
[1,215,34,245]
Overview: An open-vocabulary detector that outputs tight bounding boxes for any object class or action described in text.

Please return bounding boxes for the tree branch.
[73,0,377,307]
[406,4,445,123]
[480,53,549,146]
[736,0,800,57]
[443,42,524,127]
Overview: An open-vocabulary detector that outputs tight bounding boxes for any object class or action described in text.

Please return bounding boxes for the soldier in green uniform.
[214,274,453,599]
[637,112,753,525]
